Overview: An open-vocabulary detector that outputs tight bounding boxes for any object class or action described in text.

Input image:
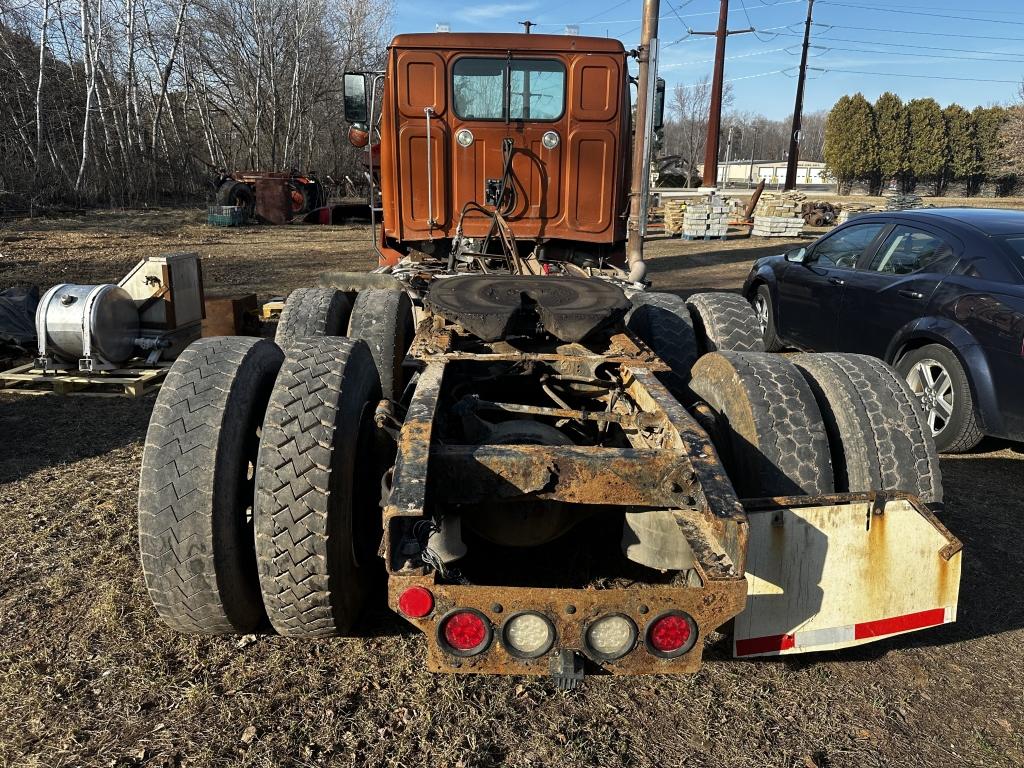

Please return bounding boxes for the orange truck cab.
[344,33,659,270]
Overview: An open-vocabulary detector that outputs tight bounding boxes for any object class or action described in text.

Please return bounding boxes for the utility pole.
[723,125,735,188]
[691,1,753,188]
[626,0,660,283]
[519,20,535,33]
[747,124,759,184]
[784,0,814,191]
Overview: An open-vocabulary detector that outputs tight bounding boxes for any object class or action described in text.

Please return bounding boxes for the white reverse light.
[456,128,474,147]
[585,614,637,660]
[541,130,560,150]
[503,612,555,658]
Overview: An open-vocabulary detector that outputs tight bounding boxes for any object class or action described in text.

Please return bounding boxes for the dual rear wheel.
[139,286,414,635]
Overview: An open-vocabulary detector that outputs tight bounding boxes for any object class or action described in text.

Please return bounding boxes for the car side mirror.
[785,247,808,264]
[343,73,368,123]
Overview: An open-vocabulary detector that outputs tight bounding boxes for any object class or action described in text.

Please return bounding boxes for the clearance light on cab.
[501,612,556,658]
[438,609,492,656]
[645,611,698,658]
[456,128,474,147]
[397,586,434,618]
[541,130,560,150]
[584,614,637,661]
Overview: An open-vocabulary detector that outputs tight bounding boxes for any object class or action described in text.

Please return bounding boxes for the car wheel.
[753,285,782,351]
[896,344,983,453]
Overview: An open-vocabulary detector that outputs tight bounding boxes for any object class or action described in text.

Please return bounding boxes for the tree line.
[823,91,1022,196]
[0,0,392,213]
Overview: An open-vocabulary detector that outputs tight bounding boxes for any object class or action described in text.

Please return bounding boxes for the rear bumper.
[389,576,747,675]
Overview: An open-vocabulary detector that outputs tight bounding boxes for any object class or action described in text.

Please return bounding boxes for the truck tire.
[254,337,382,636]
[792,353,942,504]
[685,292,766,354]
[347,288,414,401]
[138,337,284,634]
[216,180,255,217]
[626,291,700,402]
[895,344,983,454]
[690,351,834,497]
[275,287,351,345]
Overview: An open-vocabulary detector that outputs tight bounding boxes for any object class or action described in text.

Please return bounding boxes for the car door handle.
[828,277,845,286]
[898,289,924,300]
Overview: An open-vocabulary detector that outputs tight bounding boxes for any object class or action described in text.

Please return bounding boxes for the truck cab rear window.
[453,58,565,121]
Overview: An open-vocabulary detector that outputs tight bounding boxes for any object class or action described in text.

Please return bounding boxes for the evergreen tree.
[942,104,979,190]
[824,93,877,191]
[874,92,910,188]
[907,98,947,183]
[974,105,1010,181]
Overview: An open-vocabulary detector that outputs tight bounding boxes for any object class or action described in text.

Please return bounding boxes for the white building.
[696,160,830,187]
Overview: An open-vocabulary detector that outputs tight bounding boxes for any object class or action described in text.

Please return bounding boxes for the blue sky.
[392,0,1024,118]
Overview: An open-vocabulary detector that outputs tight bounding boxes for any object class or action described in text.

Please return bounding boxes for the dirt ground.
[1,210,1022,768]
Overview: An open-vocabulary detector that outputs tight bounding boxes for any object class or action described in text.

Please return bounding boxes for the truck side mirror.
[343,73,368,123]
[654,78,666,132]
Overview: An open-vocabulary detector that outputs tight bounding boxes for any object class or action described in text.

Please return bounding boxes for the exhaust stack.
[626,0,660,283]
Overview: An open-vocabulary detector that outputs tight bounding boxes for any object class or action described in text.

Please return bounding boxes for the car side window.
[867,225,953,275]
[811,223,886,268]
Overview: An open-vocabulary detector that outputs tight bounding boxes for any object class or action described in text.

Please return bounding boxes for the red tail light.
[645,611,698,658]
[398,586,434,618]
[438,609,492,656]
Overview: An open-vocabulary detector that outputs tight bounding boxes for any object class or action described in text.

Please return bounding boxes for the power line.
[814,23,1024,43]
[816,44,1024,65]
[774,30,1024,57]
[661,45,791,69]
[818,1,1024,27]
[819,68,1022,84]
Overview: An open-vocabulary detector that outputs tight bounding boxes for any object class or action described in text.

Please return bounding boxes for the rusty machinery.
[137,3,960,687]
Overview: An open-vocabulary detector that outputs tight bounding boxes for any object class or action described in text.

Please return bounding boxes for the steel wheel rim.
[905,358,954,437]
[754,295,769,336]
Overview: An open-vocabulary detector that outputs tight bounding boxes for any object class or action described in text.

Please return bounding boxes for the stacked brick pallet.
[752,191,805,237]
[883,191,924,210]
[835,203,877,224]
[682,197,729,239]
[661,199,687,236]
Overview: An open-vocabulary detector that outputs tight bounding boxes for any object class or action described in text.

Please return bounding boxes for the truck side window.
[453,58,566,122]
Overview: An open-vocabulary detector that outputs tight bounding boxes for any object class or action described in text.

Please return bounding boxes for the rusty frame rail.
[381,331,752,675]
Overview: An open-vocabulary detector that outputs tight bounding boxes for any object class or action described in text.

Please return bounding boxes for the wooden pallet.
[0,362,171,398]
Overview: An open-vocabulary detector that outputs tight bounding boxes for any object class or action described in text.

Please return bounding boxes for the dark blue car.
[742,208,1024,452]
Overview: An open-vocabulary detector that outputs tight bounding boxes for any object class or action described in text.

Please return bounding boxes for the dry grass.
[0,210,1022,768]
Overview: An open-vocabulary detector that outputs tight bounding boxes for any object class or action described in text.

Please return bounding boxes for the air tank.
[36,283,140,366]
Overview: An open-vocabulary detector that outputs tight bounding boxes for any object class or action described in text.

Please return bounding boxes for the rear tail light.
[501,612,556,658]
[645,611,698,658]
[438,609,492,656]
[584,614,637,661]
[397,586,434,618]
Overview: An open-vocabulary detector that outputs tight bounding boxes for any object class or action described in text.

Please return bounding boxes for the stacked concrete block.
[682,196,729,239]
[835,203,876,225]
[883,191,924,210]
[662,199,687,236]
[754,191,806,218]
[752,215,804,237]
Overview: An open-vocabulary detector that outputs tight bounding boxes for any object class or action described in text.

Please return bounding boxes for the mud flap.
[733,494,962,658]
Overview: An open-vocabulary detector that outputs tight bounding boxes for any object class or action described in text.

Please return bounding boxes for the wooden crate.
[0,363,171,398]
